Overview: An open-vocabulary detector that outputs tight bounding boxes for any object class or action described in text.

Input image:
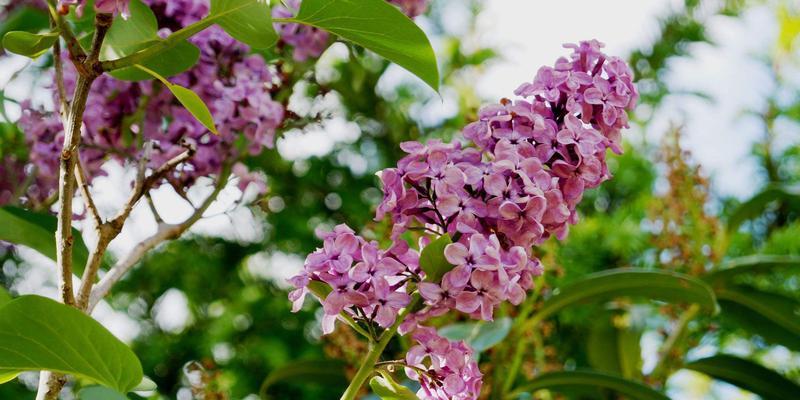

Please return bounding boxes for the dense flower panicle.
[6,0,284,205]
[288,224,420,334]
[405,327,482,400]
[291,40,635,400]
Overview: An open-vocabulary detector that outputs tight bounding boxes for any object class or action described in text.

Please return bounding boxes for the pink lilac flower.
[292,39,636,400]
[405,327,482,400]
[288,224,419,334]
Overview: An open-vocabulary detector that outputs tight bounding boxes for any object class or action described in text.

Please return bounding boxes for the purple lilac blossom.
[4,0,284,206]
[289,40,637,400]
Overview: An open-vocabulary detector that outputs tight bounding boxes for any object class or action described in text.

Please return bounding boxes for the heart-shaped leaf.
[0,295,143,392]
[290,0,439,92]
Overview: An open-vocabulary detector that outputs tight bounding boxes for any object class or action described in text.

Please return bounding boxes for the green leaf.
[727,184,800,232]
[684,355,800,400]
[103,0,200,81]
[369,371,420,400]
[586,314,642,379]
[260,359,347,397]
[513,370,668,400]
[131,376,157,392]
[439,317,511,353]
[532,269,718,323]
[135,64,218,135]
[0,287,10,307]
[0,295,143,392]
[0,7,50,39]
[0,206,91,274]
[419,235,453,283]
[291,0,439,91]
[210,0,277,49]
[716,284,800,351]
[2,30,59,58]
[0,371,19,384]
[707,255,800,283]
[79,386,129,400]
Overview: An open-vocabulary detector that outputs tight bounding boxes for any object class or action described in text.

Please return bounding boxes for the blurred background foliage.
[1,0,800,399]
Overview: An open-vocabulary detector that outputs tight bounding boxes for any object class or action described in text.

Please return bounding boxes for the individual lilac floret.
[405,326,482,400]
[288,224,420,334]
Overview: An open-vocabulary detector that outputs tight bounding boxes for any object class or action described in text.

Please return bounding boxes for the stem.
[650,303,701,382]
[340,296,419,400]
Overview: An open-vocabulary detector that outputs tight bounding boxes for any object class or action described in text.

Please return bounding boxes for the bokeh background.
[1,0,799,399]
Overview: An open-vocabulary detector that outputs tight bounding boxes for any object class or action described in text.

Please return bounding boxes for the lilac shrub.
[289,40,637,399]
[2,0,285,206]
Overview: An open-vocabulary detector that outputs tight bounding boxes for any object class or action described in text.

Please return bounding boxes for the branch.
[46,0,86,66]
[87,165,231,313]
[75,143,196,310]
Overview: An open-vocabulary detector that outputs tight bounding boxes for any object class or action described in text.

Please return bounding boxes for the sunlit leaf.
[369,371,420,400]
[291,0,439,91]
[0,296,143,392]
[210,0,277,49]
[2,30,59,58]
[135,64,218,135]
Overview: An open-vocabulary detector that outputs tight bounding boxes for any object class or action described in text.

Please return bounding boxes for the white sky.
[474,0,799,199]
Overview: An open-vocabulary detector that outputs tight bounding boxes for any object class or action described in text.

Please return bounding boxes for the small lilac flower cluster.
[3,0,284,206]
[290,40,636,400]
[405,326,482,400]
[272,0,430,62]
[288,224,420,335]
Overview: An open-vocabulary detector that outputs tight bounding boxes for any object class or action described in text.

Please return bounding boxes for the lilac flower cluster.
[290,40,636,399]
[288,224,420,334]
[272,0,430,62]
[3,0,284,206]
[405,326,482,400]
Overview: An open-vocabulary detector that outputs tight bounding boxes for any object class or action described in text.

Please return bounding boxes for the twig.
[87,165,231,313]
[74,158,102,228]
[39,13,112,400]
[46,0,86,66]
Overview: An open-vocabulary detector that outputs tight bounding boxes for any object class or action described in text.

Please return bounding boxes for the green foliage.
[291,0,439,91]
[586,313,642,379]
[260,359,348,397]
[716,284,800,351]
[103,0,200,81]
[135,64,218,134]
[533,269,718,323]
[726,184,800,232]
[685,355,800,400]
[78,386,129,400]
[0,206,91,274]
[513,370,669,400]
[0,296,143,393]
[209,0,277,49]
[439,317,511,354]
[369,371,419,400]
[419,235,453,284]
[2,30,59,58]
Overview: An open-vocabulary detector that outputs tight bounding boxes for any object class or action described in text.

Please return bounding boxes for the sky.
[472,0,797,199]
